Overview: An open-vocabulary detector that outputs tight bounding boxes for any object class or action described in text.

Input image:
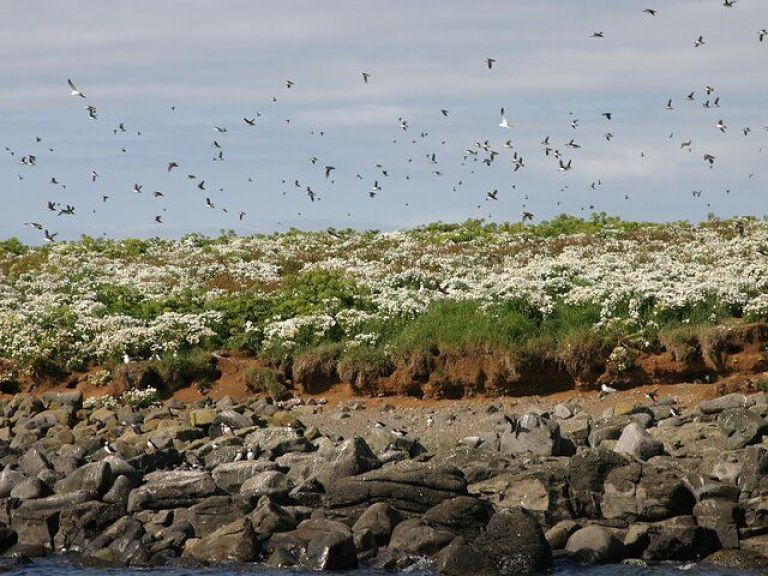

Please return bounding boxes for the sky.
[1,0,767,243]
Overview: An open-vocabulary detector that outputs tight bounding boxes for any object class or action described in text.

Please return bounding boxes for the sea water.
[0,558,759,576]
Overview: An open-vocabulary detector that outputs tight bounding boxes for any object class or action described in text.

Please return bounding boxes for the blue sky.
[1,0,767,242]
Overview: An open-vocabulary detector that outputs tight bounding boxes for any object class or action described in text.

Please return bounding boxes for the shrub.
[243,366,287,399]
[122,387,159,409]
[606,345,636,376]
[88,369,113,387]
[29,355,66,383]
[152,350,220,392]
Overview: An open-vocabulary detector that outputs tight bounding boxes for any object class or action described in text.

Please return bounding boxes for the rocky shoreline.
[1,389,768,573]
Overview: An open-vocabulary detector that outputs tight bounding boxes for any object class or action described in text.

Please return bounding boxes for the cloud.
[1,0,767,243]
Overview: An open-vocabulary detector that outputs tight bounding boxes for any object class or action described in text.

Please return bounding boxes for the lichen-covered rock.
[718,408,768,450]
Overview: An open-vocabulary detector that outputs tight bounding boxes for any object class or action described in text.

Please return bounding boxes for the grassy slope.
[0,214,766,391]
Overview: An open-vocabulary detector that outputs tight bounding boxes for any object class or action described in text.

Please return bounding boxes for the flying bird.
[498,108,512,129]
[67,79,85,98]
[485,58,496,69]
[361,72,371,83]
[715,119,727,132]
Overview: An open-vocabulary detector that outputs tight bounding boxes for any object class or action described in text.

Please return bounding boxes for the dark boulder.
[568,448,628,519]
[474,508,553,576]
[424,496,494,542]
[437,537,498,576]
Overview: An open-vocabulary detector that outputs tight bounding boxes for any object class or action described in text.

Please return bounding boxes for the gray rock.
[248,497,297,537]
[388,518,456,556]
[565,525,627,564]
[613,423,664,461]
[642,515,721,562]
[240,471,294,504]
[11,491,92,546]
[352,502,403,546]
[313,437,381,489]
[109,535,151,566]
[699,394,753,415]
[545,520,580,550]
[127,470,217,512]
[559,415,592,447]
[325,461,468,524]
[739,445,768,493]
[19,446,51,476]
[212,410,254,434]
[54,501,125,552]
[0,468,26,497]
[103,474,133,505]
[243,427,312,458]
[568,448,629,519]
[265,546,299,568]
[694,499,741,549]
[588,425,623,449]
[458,436,483,448]
[54,461,113,497]
[602,463,695,523]
[266,518,358,570]
[211,460,279,493]
[183,518,259,563]
[553,403,574,420]
[204,445,246,470]
[10,477,50,500]
[718,408,768,450]
[500,413,561,457]
[176,495,243,538]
